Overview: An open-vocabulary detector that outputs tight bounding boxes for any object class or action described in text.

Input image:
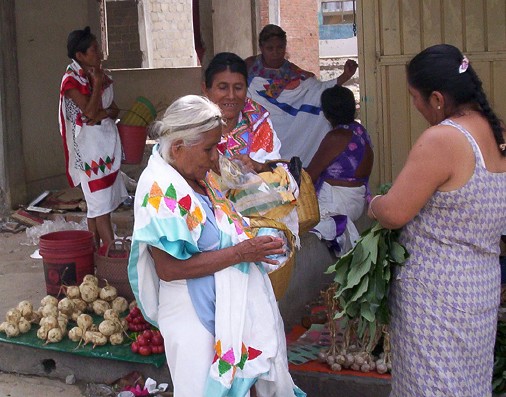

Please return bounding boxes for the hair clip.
[459,56,469,74]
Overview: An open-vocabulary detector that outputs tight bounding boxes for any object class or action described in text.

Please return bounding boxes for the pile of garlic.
[0,274,130,348]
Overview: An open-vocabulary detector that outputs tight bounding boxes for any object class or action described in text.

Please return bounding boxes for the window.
[321,1,355,25]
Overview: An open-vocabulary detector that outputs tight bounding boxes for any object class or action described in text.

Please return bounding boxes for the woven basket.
[264,160,320,234]
[249,216,295,301]
[296,169,320,235]
[95,238,134,302]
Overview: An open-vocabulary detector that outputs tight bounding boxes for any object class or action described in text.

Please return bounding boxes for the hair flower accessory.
[459,56,469,74]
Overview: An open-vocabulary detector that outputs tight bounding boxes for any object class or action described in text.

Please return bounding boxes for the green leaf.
[390,241,408,264]
[376,299,390,325]
[325,262,337,274]
[357,317,367,338]
[360,301,375,322]
[331,254,352,284]
[366,321,377,351]
[345,301,360,318]
[349,275,369,302]
[350,242,367,267]
[346,252,372,289]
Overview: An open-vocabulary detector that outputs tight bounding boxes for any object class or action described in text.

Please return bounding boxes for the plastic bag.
[256,227,291,273]
[219,156,292,217]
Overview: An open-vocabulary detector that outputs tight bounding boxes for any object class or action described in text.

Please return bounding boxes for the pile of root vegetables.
[0,274,162,353]
[319,223,409,375]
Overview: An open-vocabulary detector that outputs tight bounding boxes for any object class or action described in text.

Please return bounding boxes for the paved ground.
[0,371,86,397]
[0,228,91,396]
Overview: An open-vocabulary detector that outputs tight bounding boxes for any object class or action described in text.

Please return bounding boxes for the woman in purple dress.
[368,44,506,396]
[306,85,373,254]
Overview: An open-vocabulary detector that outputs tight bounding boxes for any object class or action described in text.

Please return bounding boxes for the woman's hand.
[151,235,285,282]
[87,65,105,89]
[336,59,358,85]
[235,235,285,265]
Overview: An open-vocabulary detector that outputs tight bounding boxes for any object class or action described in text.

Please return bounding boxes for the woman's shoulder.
[243,97,269,118]
[245,55,257,70]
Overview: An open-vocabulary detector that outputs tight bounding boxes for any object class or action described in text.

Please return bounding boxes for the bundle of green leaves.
[326,222,408,342]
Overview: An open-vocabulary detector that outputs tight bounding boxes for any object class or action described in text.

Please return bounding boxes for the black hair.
[321,85,356,126]
[259,24,287,46]
[67,26,96,59]
[407,44,505,156]
[204,52,248,88]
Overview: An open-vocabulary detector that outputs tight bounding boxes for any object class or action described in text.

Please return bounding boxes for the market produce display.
[0,274,164,356]
[131,329,165,356]
[319,222,408,374]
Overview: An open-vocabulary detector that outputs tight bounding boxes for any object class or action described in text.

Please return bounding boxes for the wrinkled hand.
[342,59,358,81]
[235,235,285,265]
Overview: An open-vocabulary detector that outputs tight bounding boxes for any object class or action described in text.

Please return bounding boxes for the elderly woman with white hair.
[128,95,305,397]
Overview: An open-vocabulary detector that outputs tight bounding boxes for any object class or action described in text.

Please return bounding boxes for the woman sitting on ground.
[306,85,373,254]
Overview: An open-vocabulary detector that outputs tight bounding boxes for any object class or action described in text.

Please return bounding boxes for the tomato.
[130,307,141,317]
[151,334,164,346]
[132,317,142,325]
[125,314,133,323]
[152,345,164,354]
[131,341,139,353]
[138,345,152,356]
[142,330,153,341]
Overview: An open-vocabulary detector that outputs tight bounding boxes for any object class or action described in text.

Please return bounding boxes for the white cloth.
[312,182,366,253]
[248,77,336,166]
[58,60,127,217]
[128,146,305,397]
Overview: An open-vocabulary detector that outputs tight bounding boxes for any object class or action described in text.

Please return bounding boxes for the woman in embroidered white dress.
[58,26,127,248]
[128,95,305,397]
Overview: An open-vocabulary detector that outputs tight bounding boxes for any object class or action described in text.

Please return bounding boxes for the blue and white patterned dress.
[389,119,506,396]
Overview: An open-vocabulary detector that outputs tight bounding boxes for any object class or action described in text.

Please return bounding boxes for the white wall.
[319,37,358,58]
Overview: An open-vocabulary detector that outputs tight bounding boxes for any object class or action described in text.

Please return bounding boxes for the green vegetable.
[327,222,408,330]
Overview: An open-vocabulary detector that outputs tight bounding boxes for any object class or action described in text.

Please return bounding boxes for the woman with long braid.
[367,44,506,396]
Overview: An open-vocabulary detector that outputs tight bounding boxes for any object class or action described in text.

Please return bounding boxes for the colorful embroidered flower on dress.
[348,142,358,151]
[213,340,263,377]
[141,182,205,231]
[84,156,115,177]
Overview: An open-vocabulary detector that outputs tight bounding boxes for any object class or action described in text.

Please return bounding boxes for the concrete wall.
[211,0,254,59]
[14,0,101,201]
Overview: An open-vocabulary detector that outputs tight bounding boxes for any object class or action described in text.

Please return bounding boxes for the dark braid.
[467,67,506,156]
[408,44,506,156]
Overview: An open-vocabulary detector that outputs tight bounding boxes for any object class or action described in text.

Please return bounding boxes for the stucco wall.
[211,0,254,59]
[13,0,202,203]
[14,0,101,199]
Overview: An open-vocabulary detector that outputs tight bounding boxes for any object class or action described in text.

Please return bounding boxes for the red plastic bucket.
[39,230,95,297]
[118,124,147,165]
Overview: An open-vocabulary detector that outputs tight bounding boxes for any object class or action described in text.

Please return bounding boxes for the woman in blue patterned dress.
[368,44,506,396]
